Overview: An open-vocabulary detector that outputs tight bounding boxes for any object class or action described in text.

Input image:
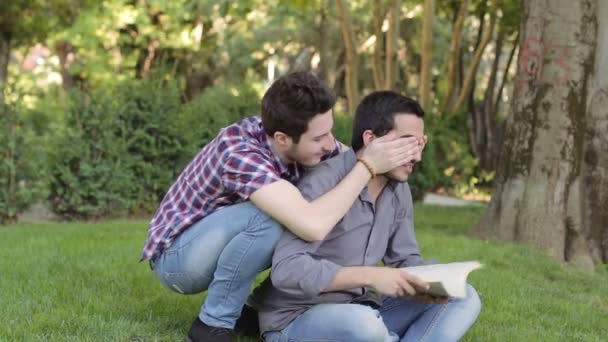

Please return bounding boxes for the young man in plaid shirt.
[141,72,424,342]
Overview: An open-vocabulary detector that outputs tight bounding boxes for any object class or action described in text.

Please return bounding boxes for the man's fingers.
[397,277,417,296]
[402,273,429,292]
[373,131,398,142]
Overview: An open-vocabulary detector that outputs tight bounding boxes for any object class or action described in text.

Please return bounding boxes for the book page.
[401,261,481,298]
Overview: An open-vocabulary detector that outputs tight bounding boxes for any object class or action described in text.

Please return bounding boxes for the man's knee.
[342,305,389,342]
[463,284,482,319]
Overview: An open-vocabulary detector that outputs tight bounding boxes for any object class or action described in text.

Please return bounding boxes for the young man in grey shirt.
[251,91,481,341]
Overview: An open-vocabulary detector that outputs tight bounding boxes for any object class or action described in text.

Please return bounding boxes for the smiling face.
[383,113,425,182]
[284,109,336,167]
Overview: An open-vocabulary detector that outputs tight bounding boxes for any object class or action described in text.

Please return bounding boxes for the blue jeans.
[151,202,283,329]
[264,285,481,342]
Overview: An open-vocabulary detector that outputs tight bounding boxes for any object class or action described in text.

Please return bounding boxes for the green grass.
[1,205,607,341]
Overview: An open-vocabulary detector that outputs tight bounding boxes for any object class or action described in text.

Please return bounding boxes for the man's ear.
[362,129,375,147]
[273,131,292,147]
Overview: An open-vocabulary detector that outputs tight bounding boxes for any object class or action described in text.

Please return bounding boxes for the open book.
[401,261,482,298]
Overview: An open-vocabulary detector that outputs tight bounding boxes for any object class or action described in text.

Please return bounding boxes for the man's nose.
[324,133,336,151]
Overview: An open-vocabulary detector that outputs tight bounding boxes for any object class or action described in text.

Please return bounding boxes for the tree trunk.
[494,30,519,116]
[582,0,608,266]
[55,40,76,91]
[384,0,400,90]
[473,0,606,270]
[420,0,435,109]
[0,31,11,104]
[318,0,332,86]
[452,0,499,113]
[336,0,360,114]
[372,0,386,90]
[442,0,470,112]
[476,27,504,171]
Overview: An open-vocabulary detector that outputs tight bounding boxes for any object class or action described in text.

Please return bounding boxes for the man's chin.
[384,172,410,183]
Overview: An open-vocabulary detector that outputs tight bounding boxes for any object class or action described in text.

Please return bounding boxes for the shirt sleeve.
[383,183,424,268]
[270,231,342,297]
[270,159,346,297]
[221,149,282,200]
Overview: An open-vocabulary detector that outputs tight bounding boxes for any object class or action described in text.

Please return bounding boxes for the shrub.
[178,83,260,155]
[113,78,190,212]
[0,104,41,223]
[48,89,138,219]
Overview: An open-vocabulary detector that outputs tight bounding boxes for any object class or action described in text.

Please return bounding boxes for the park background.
[1,0,607,340]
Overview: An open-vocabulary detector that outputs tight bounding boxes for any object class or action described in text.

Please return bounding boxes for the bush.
[48,89,138,219]
[422,112,485,197]
[113,78,190,212]
[48,76,192,219]
[178,83,260,155]
[0,104,41,223]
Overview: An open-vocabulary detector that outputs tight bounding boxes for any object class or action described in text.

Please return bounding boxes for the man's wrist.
[360,267,376,287]
[357,157,376,178]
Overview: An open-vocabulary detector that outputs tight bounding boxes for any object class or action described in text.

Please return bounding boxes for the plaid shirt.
[141,116,339,261]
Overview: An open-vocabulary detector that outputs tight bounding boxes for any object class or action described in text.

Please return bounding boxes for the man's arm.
[270,228,429,298]
[251,134,421,241]
[250,166,369,241]
[325,266,429,297]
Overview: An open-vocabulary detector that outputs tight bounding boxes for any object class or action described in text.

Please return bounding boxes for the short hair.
[351,91,424,152]
[261,72,336,143]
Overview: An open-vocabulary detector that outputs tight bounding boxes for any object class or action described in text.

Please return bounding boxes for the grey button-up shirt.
[251,150,425,334]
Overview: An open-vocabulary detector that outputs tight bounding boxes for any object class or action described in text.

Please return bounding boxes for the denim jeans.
[151,202,283,329]
[264,284,481,342]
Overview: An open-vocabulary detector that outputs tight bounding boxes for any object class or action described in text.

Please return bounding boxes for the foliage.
[47,88,138,219]
[0,104,42,223]
[2,0,530,219]
[45,75,261,219]
[178,81,260,155]
[112,76,190,212]
[422,112,486,196]
[0,0,99,45]
[1,207,607,341]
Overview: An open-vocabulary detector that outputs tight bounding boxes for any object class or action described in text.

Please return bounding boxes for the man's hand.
[368,268,429,297]
[360,133,423,174]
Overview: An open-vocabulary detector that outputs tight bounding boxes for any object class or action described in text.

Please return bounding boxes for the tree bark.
[442,0,470,112]
[0,31,11,104]
[55,40,76,91]
[372,0,386,90]
[384,0,400,90]
[420,0,435,109]
[476,26,504,171]
[452,0,499,113]
[582,0,608,266]
[336,0,360,114]
[473,0,605,270]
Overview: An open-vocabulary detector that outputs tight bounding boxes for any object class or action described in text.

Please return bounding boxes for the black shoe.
[234,305,260,337]
[187,317,233,342]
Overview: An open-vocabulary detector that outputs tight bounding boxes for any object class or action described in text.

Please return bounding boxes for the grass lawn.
[1,204,607,341]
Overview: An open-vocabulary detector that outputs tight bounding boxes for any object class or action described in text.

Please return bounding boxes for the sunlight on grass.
[1,206,607,341]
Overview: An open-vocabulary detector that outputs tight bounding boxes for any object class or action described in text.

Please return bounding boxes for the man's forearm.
[250,162,372,242]
[306,162,371,239]
[325,266,375,292]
